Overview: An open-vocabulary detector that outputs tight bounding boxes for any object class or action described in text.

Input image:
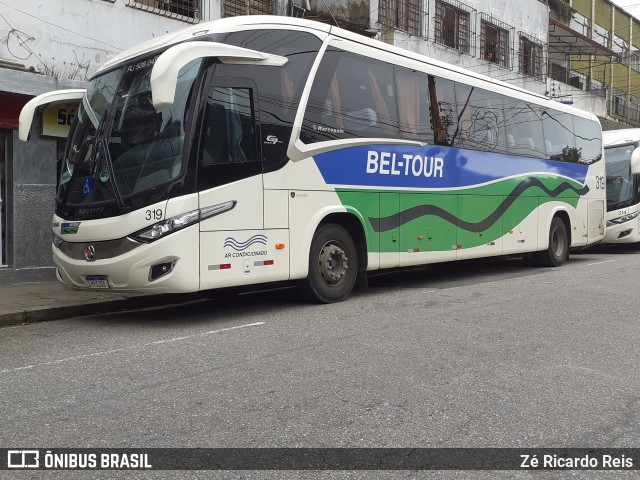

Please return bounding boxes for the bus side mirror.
[631,147,640,175]
[150,41,287,110]
[18,89,86,141]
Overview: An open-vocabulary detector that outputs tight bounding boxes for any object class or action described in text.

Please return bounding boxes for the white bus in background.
[19,16,606,303]
[603,129,640,243]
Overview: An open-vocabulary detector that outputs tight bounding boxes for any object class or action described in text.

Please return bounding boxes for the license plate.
[85,275,109,289]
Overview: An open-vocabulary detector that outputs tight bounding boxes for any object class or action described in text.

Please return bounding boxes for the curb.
[0,293,205,327]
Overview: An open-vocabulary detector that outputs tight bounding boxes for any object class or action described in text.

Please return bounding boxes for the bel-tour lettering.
[366,150,444,178]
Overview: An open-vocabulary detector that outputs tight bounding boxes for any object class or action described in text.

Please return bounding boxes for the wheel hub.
[318,241,348,286]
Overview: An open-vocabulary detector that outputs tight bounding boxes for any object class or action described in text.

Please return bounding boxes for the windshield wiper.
[94,97,131,214]
[97,138,130,214]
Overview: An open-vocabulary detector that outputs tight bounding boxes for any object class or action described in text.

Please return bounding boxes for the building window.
[519,33,543,80]
[570,12,590,37]
[128,0,200,21]
[630,96,640,123]
[630,49,640,72]
[223,0,275,17]
[480,15,512,68]
[569,70,586,90]
[612,88,627,117]
[613,35,629,63]
[589,78,607,98]
[434,0,473,55]
[379,0,424,37]
[593,23,610,48]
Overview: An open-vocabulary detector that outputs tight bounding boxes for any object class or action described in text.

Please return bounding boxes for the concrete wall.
[0,0,223,81]
[0,132,58,285]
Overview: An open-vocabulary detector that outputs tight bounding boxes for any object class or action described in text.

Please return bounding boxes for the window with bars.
[223,0,275,17]
[129,0,200,20]
[481,15,512,69]
[434,0,473,54]
[379,0,424,37]
[519,33,543,81]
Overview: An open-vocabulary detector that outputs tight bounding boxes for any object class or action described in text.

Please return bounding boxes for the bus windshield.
[57,56,202,219]
[605,144,636,209]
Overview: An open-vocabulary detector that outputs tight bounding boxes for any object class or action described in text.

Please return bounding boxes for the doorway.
[0,130,6,266]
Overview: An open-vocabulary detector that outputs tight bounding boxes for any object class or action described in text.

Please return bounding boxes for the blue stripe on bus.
[312,144,588,189]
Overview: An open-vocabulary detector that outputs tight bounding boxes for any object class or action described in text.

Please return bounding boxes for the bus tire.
[301,223,358,303]
[535,216,568,267]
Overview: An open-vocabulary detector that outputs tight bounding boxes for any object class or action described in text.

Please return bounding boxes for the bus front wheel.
[535,217,568,267]
[301,224,358,303]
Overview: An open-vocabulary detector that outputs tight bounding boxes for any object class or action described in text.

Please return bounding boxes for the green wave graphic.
[336,175,586,253]
[370,177,588,232]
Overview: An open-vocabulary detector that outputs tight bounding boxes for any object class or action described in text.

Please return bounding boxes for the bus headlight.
[607,210,640,226]
[131,209,200,243]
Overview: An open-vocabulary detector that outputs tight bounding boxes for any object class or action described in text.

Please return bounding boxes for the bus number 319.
[146,209,163,221]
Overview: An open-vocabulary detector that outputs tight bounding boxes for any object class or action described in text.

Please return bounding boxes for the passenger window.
[301,47,399,143]
[573,117,602,164]
[503,100,546,159]
[395,67,433,142]
[197,84,260,191]
[453,86,508,154]
[429,76,457,146]
[542,109,577,162]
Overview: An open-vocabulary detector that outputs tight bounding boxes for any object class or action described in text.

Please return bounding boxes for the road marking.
[586,260,616,266]
[0,322,265,374]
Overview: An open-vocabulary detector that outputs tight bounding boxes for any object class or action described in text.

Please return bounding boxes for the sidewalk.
[0,282,201,327]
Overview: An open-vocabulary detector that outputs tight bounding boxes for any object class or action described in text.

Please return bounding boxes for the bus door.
[197,77,267,289]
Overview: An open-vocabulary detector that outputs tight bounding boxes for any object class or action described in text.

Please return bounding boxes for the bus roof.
[97,15,597,123]
[603,128,640,146]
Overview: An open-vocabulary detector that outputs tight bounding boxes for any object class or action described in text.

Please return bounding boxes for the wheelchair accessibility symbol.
[83,177,94,195]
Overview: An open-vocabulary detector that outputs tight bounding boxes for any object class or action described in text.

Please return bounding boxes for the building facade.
[547,0,640,129]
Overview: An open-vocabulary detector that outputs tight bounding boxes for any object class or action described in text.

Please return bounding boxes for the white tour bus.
[20,16,606,303]
[602,129,640,243]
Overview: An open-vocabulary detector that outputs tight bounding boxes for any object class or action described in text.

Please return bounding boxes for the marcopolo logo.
[223,235,267,251]
[7,450,39,468]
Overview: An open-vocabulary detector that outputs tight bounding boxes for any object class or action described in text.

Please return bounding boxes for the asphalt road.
[2,245,640,479]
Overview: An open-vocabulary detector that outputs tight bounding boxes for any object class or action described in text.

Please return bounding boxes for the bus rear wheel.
[301,224,358,303]
[535,216,568,267]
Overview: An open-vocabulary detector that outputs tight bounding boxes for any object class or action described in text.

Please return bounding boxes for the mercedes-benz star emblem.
[84,245,96,262]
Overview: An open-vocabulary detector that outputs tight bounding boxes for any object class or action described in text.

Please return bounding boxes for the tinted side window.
[301,47,399,143]
[542,109,577,162]
[430,76,458,145]
[573,117,602,164]
[503,100,546,159]
[395,67,433,142]
[453,86,508,154]
[197,85,260,191]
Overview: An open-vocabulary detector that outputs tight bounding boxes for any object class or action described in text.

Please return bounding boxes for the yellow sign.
[42,104,77,137]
